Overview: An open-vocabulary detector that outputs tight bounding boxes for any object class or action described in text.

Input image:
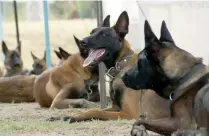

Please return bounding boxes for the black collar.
[169,63,203,100]
[105,50,134,82]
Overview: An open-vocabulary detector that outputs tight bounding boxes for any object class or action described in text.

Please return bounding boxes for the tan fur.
[71,78,170,121]
[34,53,96,109]
[30,51,47,75]
[0,75,36,102]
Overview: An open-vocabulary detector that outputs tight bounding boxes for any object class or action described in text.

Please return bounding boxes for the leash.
[136,1,148,20]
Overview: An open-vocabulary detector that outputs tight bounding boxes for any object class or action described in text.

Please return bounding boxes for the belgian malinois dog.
[46,11,174,123]
[1,41,28,77]
[28,51,47,75]
[33,37,100,109]
[130,21,209,135]
[29,47,71,75]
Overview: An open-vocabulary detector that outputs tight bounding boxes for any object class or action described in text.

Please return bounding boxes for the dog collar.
[105,51,134,82]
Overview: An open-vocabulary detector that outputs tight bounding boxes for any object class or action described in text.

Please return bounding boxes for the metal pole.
[13,0,20,45]
[96,1,107,109]
[43,0,51,68]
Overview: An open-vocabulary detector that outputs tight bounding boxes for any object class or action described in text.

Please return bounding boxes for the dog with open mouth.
[33,37,100,109]
[46,12,180,124]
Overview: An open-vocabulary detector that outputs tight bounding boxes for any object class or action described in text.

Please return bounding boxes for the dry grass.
[0,103,161,136]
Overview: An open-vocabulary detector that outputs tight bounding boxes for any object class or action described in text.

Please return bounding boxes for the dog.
[1,41,28,77]
[130,21,209,136]
[33,37,100,109]
[46,11,175,124]
[28,51,47,75]
[28,46,71,75]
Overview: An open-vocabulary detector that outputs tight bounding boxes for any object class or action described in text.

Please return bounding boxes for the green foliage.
[49,1,97,19]
[1,1,97,21]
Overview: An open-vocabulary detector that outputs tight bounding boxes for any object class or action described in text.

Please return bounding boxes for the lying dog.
[131,21,209,136]
[28,51,47,75]
[1,41,28,77]
[29,47,71,75]
[33,38,100,109]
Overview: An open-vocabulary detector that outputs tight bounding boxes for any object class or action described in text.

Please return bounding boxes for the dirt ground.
[0,102,161,136]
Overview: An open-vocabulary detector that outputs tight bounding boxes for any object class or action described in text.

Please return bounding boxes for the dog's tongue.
[83,49,106,67]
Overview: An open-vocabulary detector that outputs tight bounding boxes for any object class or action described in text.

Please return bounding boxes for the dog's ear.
[54,50,62,60]
[73,35,88,58]
[102,15,110,27]
[31,51,38,60]
[43,50,46,60]
[144,20,159,47]
[113,11,129,39]
[2,41,8,55]
[16,41,21,54]
[73,35,82,51]
[160,21,174,44]
[59,47,71,59]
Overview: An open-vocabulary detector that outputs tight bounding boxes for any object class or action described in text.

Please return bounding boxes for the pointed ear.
[73,35,82,50]
[113,11,129,39]
[31,51,38,60]
[2,41,8,55]
[43,50,46,60]
[144,20,159,47]
[16,41,21,54]
[59,47,70,59]
[54,50,62,60]
[101,15,110,27]
[160,21,174,43]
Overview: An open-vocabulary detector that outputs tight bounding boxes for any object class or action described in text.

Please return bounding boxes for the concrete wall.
[103,1,209,65]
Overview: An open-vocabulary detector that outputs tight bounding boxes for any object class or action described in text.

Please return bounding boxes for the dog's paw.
[46,116,61,122]
[131,125,148,136]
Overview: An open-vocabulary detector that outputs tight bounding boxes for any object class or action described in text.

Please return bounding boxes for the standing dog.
[130,21,209,135]
[1,41,28,77]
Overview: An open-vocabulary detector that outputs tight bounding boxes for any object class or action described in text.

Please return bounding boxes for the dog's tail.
[0,75,36,103]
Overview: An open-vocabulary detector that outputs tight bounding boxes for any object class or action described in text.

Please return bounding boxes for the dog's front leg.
[50,83,97,109]
[131,117,179,136]
[47,109,133,122]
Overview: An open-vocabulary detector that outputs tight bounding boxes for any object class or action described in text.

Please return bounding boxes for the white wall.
[102,1,209,65]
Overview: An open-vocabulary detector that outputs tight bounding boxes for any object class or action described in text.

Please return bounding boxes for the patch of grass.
[0,120,67,134]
